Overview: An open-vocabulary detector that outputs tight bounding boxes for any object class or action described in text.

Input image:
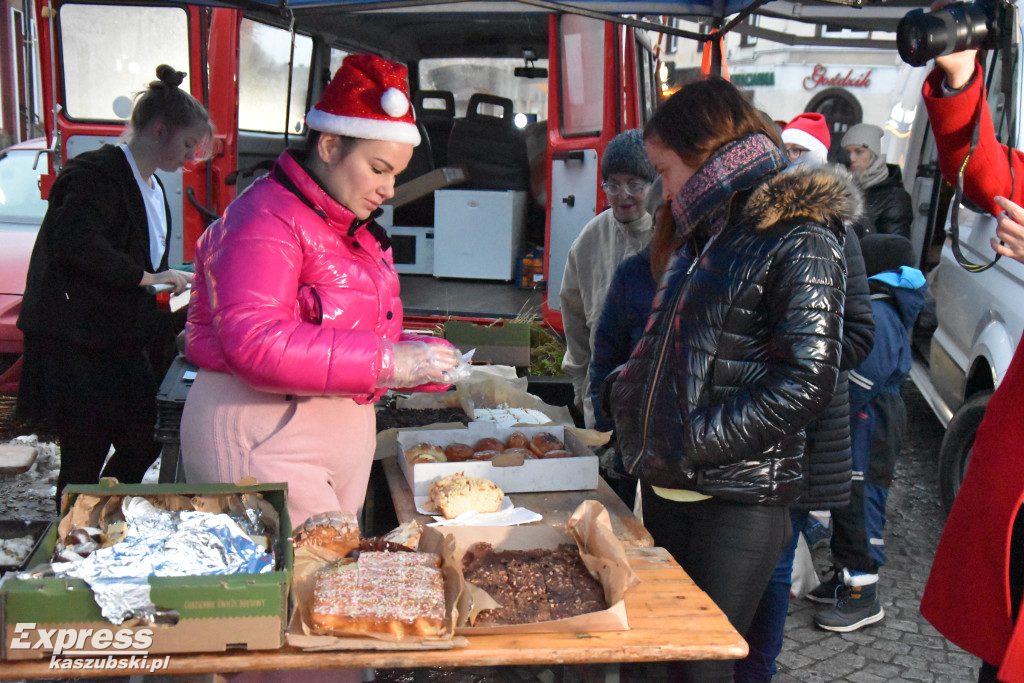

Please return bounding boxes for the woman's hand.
[992,196,1024,263]
[378,340,460,388]
[929,1,979,89]
[140,269,193,295]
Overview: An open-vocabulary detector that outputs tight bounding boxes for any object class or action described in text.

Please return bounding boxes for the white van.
[886,24,1024,511]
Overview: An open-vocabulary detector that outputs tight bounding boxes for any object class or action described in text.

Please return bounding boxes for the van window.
[329,49,350,80]
[559,14,605,136]
[238,18,313,134]
[58,4,189,121]
[419,57,548,127]
[635,37,658,124]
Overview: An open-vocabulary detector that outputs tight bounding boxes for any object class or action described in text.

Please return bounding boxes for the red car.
[0,138,48,395]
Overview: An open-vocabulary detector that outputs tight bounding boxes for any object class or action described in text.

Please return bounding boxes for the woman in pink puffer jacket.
[181,55,458,529]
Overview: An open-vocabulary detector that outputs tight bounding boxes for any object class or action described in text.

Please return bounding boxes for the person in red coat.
[920,47,1024,683]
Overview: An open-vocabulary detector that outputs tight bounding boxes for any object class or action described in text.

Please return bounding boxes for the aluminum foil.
[53,496,273,624]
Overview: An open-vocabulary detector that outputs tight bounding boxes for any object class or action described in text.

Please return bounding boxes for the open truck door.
[34,0,239,265]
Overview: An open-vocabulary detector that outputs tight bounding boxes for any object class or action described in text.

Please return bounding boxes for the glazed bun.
[444,442,475,463]
[501,447,536,459]
[505,431,529,450]
[539,449,573,459]
[405,443,446,465]
[528,432,565,457]
[470,450,501,461]
[474,437,505,453]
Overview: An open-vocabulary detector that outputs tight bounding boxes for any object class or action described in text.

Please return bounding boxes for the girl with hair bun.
[17,64,212,508]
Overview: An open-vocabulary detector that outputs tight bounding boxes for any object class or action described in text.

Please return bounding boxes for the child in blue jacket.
[814,233,928,632]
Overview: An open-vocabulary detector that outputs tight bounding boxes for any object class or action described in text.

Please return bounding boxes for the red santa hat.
[782,112,830,155]
[305,53,421,146]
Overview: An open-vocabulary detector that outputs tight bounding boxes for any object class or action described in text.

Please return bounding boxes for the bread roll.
[473,437,505,453]
[470,449,500,461]
[405,443,446,464]
[444,442,474,462]
[528,431,565,457]
[293,510,361,557]
[428,473,504,519]
[539,449,574,459]
[501,447,536,459]
[505,431,529,449]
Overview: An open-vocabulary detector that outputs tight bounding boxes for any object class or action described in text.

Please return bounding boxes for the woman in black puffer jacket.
[610,78,856,683]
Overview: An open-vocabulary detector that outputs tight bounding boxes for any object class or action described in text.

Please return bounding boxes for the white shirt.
[120,144,167,269]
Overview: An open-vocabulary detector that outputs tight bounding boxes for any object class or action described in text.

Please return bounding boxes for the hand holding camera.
[897,0,1015,67]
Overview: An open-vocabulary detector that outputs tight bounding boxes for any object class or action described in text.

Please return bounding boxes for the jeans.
[734,510,805,682]
[641,484,791,683]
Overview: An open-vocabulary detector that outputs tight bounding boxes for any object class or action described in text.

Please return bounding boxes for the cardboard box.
[396,423,598,495]
[387,166,467,208]
[1,481,291,660]
[421,500,640,634]
[444,321,531,367]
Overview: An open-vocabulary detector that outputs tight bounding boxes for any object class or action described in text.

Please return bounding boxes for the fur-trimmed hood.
[746,163,863,236]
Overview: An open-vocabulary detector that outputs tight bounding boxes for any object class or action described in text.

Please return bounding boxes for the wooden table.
[381,456,655,547]
[0,546,748,678]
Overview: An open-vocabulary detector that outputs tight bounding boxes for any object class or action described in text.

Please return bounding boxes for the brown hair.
[127,64,213,158]
[644,77,782,169]
[645,77,782,281]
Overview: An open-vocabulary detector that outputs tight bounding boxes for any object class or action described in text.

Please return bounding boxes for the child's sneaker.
[814,569,884,632]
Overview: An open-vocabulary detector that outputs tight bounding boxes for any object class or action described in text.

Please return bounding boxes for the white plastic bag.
[790,532,821,599]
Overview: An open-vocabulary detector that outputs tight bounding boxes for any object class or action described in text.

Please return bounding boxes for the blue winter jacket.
[589,246,657,434]
[849,266,928,488]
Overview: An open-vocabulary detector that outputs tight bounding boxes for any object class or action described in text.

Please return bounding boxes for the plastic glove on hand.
[378,340,461,388]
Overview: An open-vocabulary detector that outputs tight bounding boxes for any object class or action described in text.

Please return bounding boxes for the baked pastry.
[428,473,504,519]
[444,442,475,462]
[500,447,536,460]
[470,450,500,461]
[462,542,606,625]
[528,432,565,457]
[473,437,505,453]
[310,551,446,638]
[360,520,424,552]
[405,443,446,464]
[293,511,361,557]
[538,449,573,459]
[505,431,529,450]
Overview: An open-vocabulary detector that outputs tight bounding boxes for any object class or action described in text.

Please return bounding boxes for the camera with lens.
[897,0,1016,67]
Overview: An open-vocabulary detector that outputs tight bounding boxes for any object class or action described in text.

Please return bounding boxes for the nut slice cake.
[311,551,446,638]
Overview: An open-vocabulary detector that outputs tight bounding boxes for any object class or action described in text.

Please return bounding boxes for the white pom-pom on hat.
[381,87,409,118]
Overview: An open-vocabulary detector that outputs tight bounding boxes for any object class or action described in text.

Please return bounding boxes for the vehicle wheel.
[938,391,992,514]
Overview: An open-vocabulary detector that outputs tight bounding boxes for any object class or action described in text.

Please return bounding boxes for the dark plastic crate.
[0,520,51,573]
[154,355,198,444]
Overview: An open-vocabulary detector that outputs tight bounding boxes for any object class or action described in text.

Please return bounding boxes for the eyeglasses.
[785,146,809,161]
[601,180,650,197]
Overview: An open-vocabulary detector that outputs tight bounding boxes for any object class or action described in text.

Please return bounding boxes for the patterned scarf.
[670,133,786,241]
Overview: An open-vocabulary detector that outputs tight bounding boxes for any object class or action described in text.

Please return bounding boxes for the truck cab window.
[559,14,605,136]
[238,18,313,134]
[58,3,188,121]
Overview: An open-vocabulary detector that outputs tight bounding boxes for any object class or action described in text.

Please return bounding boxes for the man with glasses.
[560,129,656,429]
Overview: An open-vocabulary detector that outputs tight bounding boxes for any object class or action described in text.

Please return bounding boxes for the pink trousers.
[180,369,376,532]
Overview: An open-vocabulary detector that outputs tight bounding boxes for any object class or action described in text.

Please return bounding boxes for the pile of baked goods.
[428,472,504,519]
[461,542,607,625]
[294,513,444,639]
[404,431,571,465]
[310,551,446,638]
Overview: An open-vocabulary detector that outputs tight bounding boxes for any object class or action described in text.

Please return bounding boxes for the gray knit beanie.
[841,123,883,159]
[601,129,656,182]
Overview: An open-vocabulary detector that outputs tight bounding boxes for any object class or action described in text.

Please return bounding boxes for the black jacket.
[611,164,858,506]
[18,145,174,350]
[860,164,913,239]
[795,228,874,510]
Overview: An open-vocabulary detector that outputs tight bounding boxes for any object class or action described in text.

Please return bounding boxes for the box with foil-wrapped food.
[1,480,290,660]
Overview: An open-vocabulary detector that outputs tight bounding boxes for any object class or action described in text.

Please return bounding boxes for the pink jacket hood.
[185,150,403,401]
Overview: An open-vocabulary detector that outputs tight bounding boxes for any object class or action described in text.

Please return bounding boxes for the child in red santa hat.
[781,112,832,168]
